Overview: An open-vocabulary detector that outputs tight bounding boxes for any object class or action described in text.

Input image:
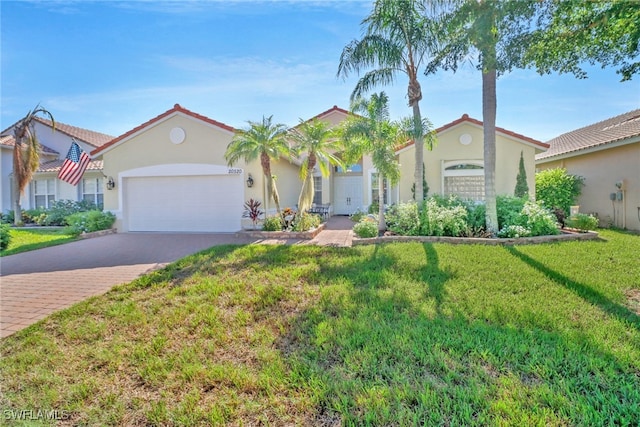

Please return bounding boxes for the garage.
[124,174,243,232]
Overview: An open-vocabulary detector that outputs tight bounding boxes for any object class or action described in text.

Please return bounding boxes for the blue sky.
[2,0,638,143]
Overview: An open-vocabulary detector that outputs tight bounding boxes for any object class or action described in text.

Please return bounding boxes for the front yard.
[1,229,638,425]
[0,228,77,257]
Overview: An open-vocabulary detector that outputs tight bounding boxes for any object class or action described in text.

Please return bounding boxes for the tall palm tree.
[425,0,539,234]
[337,0,437,202]
[340,92,407,232]
[289,118,344,214]
[12,104,55,225]
[225,115,292,222]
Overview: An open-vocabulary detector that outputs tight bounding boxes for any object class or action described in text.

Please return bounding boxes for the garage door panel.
[125,175,243,232]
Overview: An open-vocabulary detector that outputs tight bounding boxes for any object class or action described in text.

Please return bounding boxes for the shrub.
[385,202,420,236]
[515,201,559,236]
[535,168,584,215]
[353,217,378,238]
[465,201,486,231]
[64,210,115,236]
[497,225,532,238]
[565,213,599,232]
[0,223,11,250]
[496,195,526,230]
[262,215,283,231]
[292,212,321,232]
[419,197,468,237]
[368,202,379,215]
[243,199,263,229]
[514,151,529,197]
[23,208,46,225]
[33,200,99,226]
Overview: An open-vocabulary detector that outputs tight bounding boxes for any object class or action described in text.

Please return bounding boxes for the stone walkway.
[0,217,354,338]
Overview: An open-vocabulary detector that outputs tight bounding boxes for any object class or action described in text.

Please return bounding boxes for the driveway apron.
[0,217,354,338]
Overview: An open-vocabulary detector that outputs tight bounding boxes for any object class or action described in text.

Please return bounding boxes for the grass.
[0,228,77,257]
[1,229,639,425]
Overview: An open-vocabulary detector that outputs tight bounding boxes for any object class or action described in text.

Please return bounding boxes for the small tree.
[514,151,529,197]
[411,162,429,200]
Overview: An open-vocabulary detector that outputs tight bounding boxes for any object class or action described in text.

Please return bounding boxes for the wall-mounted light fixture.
[106,176,116,190]
[246,174,254,188]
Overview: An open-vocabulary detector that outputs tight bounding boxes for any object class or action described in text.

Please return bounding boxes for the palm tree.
[340,92,407,232]
[337,0,437,202]
[225,115,292,223]
[12,104,55,225]
[289,118,344,214]
[425,0,539,235]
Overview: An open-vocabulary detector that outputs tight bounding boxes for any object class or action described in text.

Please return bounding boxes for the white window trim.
[368,169,392,207]
[32,178,57,209]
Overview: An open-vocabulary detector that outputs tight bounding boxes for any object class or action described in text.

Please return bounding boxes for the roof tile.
[537,109,640,160]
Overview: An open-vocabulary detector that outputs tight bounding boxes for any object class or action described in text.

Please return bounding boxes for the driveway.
[0,232,255,338]
[0,217,354,338]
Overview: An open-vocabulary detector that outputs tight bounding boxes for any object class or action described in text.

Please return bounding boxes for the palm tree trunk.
[482,66,498,235]
[412,101,425,202]
[378,173,386,232]
[12,176,22,226]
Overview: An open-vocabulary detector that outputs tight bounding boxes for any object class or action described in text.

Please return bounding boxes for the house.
[536,109,640,231]
[0,118,113,214]
[91,104,546,232]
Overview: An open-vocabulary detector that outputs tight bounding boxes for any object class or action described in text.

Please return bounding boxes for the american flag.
[58,141,91,186]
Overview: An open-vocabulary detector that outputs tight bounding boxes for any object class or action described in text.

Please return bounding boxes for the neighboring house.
[91,104,546,232]
[0,118,113,214]
[536,109,640,231]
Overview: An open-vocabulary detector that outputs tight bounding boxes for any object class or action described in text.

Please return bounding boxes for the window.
[371,172,388,205]
[443,162,484,201]
[313,176,322,205]
[33,179,55,208]
[335,164,363,173]
[82,177,103,208]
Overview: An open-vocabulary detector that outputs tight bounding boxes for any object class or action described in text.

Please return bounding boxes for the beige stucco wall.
[397,122,539,202]
[537,141,640,230]
[100,113,265,230]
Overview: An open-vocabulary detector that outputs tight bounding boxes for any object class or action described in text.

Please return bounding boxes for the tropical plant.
[339,92,407,232]
[535,167,584,215]
[11,104,55,225]
[292,212,321,232]
[385,201,420,236]
[426,0,541,235]
[338,0,437,202]
[289,118,344,214]
[514,151,529,197]
[243,199,264,229]
[262,215,283,232]
[225,116,292,224]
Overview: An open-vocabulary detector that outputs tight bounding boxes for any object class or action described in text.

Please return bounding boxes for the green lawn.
[1,229,639,425]
[0,228,77,257]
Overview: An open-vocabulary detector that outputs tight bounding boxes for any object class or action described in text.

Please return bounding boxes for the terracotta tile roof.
[0,134,59,155]
[92,104,236,157]
[536,109,640,161]
[395,113,549,152]
[308,105,352,121]
[33,117,115,148]
[36,158,103,173]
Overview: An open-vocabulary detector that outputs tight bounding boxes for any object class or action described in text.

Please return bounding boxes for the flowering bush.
[386,201,420,236]
[419,198,468,237]
[353,217,378,238]
[497,225,531,238]
[516,201,559,236]
[64,210,115,236]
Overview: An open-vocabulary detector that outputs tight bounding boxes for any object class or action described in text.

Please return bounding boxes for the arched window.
[442,161,484,201]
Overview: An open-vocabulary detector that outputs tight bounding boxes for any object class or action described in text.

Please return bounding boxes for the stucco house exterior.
[536,109,640,231]
[91,104,546,232]
[0,118,113,215]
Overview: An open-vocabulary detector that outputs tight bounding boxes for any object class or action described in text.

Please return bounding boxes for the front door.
[333,175,363,215]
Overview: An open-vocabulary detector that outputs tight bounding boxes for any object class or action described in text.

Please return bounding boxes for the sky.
[1,0,639,143]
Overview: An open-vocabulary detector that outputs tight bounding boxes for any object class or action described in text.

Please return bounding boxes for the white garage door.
[125,175,243,232]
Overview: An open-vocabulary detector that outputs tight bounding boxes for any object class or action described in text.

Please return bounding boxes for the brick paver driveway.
[1,218,354,338]
[0,232,255,338]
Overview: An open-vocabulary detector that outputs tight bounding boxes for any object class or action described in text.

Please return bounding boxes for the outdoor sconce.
[246,174,254,188]
[106,177,116,190]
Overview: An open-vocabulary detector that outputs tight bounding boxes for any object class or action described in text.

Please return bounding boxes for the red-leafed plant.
[243,199,264,229]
